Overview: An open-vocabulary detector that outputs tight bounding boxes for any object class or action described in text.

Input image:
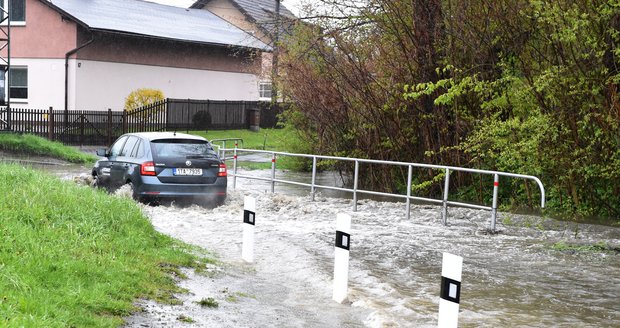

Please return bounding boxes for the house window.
[1,0,25,23]
[9,67,27,99]
[259,81,272,99]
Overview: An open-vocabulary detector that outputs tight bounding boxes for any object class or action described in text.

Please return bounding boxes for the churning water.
[47,164,619,327]
[129,176,618,327]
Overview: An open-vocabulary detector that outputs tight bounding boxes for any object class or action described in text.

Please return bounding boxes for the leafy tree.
[281,0,620,220]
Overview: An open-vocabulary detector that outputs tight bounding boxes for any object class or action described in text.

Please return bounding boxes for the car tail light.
[218,163,227,177]
[140,161,156,176]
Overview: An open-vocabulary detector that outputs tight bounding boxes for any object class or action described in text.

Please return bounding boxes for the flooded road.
[42,163,620,327]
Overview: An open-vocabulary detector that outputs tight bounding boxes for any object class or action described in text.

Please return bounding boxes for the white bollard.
[242,196,256,263]
[333,213,351,303]
[438,252,463,328]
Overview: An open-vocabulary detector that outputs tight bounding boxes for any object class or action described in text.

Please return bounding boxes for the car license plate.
[173,168,203,176]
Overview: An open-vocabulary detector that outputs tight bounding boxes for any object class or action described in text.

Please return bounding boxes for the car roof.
[124,132,208,142]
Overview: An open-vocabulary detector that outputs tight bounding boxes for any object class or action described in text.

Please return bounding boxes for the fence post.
[442,168,451,225]
[122,109,127,134]
[206,99,210,130]
[79,114,85,146]
[107,108,112,146]
[48,107,54,141]
[224,100,228,125]
[242,100,247,129]
[165,99,170,131]
[185,98,191,133]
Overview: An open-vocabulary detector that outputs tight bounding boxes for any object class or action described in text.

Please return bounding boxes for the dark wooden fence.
[0,99,284,146]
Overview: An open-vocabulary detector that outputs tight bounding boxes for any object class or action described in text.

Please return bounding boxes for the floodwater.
[27,162,620,327]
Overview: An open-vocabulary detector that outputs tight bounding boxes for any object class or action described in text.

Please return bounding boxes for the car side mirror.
[96,148,109,157]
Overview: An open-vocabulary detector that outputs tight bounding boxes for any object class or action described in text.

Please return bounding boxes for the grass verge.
[0,164,207,327]
[191,129,312,171]
[0,133,97,164]
[193,128,297,151]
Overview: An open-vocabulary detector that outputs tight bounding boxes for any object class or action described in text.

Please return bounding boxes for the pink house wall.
[4,0,260,74]
[2,0,77,58]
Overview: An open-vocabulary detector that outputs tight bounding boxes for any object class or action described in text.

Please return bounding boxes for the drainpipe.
[271,0,280,104]
[64,35,94,127]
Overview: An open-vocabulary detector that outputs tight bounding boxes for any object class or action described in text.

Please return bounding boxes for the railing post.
[48,106,54,141]
[353,161,359,212]
[233,143,238,189]
[406,165,412,220]
[490,174,499,231]
[271,152,276,193]
[442,168,450,225]
[311,156,317,201]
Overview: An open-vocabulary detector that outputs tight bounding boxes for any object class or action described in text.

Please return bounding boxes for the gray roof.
[191,0,296,38]
[44,0,270,50]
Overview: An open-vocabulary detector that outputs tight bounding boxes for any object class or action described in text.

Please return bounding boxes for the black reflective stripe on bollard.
[335,231,350,250]
[440,276,461,304]
[243,210,255,225]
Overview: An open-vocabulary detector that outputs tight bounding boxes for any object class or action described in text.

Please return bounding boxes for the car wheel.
[91,174,100,188]
[128,181,142,202]
[215,195,226,207]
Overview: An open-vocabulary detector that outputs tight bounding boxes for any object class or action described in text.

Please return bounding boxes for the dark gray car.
[92,132,227,205]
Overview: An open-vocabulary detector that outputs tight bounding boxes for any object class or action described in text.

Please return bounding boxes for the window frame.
[259,81,272,100]
[7,66,27,101]
[120,136,140,157]
[1,0,26,25]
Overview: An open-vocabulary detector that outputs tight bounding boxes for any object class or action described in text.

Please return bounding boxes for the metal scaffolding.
[0,1,10,131]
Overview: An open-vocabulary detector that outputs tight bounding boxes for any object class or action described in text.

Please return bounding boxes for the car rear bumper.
[136,176,227,198]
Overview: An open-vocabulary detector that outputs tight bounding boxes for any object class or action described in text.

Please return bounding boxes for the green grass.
[192,128,299,152]
[0,164,208,327]
[196,297,219,308]
[551,241,619,253]
[0,133,97,164]
[190,129,312,171]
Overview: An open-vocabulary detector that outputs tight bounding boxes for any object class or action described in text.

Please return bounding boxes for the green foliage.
[0,164,205,326]
[0,133,97,164]
[281,0,620,221]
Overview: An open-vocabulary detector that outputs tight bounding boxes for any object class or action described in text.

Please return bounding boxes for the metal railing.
[211,138,243,151]
[223,148,545,231]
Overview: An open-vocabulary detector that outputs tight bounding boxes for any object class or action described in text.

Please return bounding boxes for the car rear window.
[150,139,218,159]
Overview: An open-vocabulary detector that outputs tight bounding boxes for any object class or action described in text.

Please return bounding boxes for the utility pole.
[271,0,281,104]
[0,0,11,131]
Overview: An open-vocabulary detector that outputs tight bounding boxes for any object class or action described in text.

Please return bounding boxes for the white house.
[1,0,270,111]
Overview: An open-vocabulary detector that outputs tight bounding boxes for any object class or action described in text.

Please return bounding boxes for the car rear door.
[100,135,128,188]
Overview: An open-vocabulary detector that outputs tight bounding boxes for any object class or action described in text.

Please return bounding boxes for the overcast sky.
[147,0,305,16]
